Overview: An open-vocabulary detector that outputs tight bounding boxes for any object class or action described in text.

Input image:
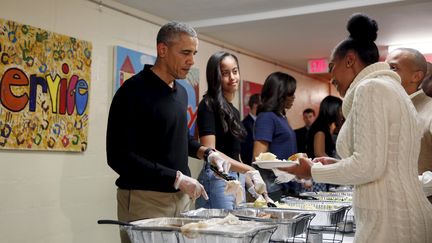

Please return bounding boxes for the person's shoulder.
[198,98,206,108]
[295,126,306,132]
[121,69,148,89]
[257,111,278,122]
[310,121,327,134]
[242,114,253,123]
[198,96,214,111]
[258,111,275,117]
[355,77,400,101]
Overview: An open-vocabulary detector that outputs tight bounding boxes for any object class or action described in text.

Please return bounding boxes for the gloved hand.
[245,170,266,194]
[262,193,275,204]
[247,186,261,199]
[174,171,209,200]
[248,186,275,206]
[208,151,230,174]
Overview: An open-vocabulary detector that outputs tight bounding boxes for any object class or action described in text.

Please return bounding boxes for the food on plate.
[255,152,279,161]
[224,180,244,205]
[288,152,307,161]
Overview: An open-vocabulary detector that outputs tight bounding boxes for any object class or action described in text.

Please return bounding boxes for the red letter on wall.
[0,68,29,112]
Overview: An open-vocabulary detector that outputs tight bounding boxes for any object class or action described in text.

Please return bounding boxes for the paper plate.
[252,160,298,169]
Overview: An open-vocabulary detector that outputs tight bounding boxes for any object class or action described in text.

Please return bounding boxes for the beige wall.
[0,0,332,242]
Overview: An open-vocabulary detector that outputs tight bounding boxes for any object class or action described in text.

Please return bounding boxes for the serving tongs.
[210,165,235,181]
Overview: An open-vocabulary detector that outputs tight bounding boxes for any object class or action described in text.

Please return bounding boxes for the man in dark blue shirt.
[106,21,226,243]
[241,93,260,165]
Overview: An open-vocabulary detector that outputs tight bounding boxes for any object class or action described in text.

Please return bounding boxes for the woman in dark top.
[195,51,266,209]
[253,71,298,200]
[305,95,343,191]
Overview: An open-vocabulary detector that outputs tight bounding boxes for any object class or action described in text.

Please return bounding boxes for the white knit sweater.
[311,63,432,243]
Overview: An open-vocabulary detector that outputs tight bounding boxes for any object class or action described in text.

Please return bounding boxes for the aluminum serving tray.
[300,191,353,197]
[299,193,352,204]
[298,192,355,223]
[232,208,314,242]
[278,199,350,227]
[180,208,231,218]
[123,217,277,243]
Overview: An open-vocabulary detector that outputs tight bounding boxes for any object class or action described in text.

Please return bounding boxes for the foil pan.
[300,191,353,197]
[180,208,231,218]
[277,199,350,227]
[232,208,314,242]
[297,192,355,223]
[298,194,352,203]
[123,217,277,243]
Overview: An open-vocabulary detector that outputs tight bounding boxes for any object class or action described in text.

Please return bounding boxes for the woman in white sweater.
[281,13,432,243]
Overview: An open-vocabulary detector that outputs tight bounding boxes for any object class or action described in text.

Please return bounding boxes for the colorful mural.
[114,46,199,137]
[242,80,262,119]
[0,18,92,151]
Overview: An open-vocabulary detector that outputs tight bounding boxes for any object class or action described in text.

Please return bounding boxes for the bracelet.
[203,148,216,162]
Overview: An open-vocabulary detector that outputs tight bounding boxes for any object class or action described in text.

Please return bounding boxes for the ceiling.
[111,0,432,80]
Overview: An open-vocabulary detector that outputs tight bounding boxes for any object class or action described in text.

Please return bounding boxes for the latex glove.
[208,152,230,173]
[247,186,261,199]
[263,193,275,204]
[174,171,209,200]
[245,170,266,194]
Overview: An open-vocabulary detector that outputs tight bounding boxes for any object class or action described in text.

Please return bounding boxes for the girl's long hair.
[203,51,246,139]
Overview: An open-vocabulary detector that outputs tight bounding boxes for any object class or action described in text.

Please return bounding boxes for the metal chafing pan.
[297,192,355,223]
[278,199,350,227]
[180,208,231,218]
[232,208,314,242]
[99,217,277,243]
[298,193,352,204]
[300,191,353,197]
[182,208,313,242]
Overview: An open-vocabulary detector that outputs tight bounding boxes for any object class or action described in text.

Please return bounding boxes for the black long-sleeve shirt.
[106,64,201,192]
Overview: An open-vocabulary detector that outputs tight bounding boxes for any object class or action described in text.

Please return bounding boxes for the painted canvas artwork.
[241,80,263,118]
[0,18,92,151]
[114,46,156,93]
[114,46,199,137]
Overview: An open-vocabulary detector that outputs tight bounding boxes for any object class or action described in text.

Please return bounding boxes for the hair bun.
[347,13,378,42]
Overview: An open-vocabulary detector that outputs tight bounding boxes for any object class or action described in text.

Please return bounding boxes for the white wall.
[0,0,332,242]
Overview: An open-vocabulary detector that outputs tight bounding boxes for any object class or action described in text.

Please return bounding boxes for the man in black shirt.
[106,21,227,243]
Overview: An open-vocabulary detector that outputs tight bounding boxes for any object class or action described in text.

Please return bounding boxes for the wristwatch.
[203,148,216,162]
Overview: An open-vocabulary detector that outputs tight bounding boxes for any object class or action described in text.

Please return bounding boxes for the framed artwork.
[113,46,199,137]
[241,80,263,119]
[113,46,155,93]
[0,18,92,151]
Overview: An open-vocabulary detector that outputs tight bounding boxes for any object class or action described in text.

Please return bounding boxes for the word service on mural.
[0,18,92,151]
